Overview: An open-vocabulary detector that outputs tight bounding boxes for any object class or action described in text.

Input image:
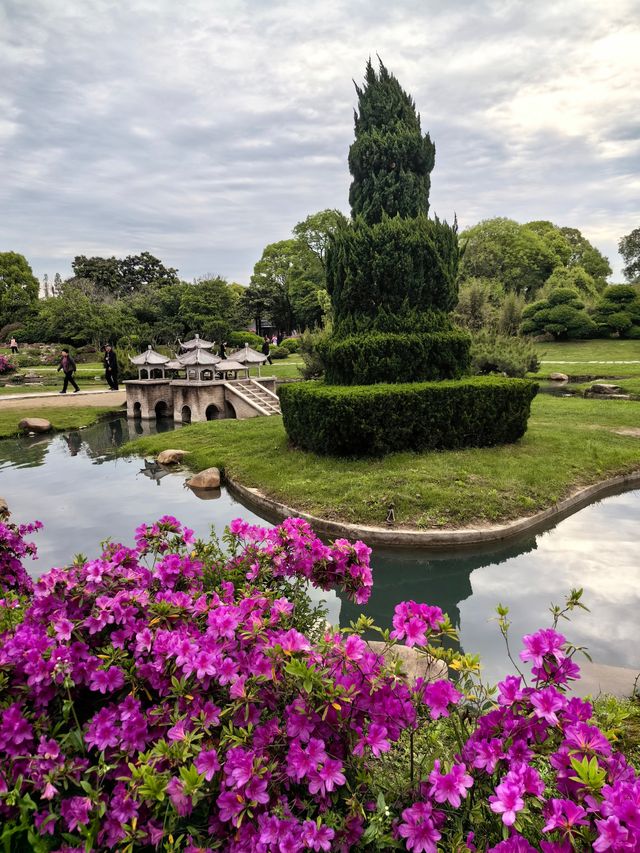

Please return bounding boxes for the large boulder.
[186,467,221,490]
[18,418,52,433]
[156,449,190,465]
[368,641,447,683]
[549,372,569,382]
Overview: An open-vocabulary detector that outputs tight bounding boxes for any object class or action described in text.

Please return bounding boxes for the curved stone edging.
[226,470,640,548]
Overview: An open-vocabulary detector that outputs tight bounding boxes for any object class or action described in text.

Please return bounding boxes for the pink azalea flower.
[489,780,525,826]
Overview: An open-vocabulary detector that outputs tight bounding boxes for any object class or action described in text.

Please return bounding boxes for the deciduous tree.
[619,227,640,283]
[0,252,39,327]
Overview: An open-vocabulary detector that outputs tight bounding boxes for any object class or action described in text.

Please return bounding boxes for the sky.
[2,0,639,286]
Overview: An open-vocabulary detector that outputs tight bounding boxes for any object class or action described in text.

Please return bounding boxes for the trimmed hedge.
[279,377,538,457]
[227,331,264,349]
[326,214,460,330]
[280,337,301,353]
[319,330,471,385]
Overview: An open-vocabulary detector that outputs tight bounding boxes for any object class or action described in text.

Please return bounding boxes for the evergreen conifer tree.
[323,58,467,381]
[348,59,435,224]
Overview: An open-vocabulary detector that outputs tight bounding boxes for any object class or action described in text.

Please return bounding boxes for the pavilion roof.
[130,346,169,366]
[228,345,268,364]
[175,348,221,366]
[179,334,214,350]
[216,359,247,372]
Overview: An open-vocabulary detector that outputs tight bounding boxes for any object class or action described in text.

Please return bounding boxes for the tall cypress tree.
[323,59,467,382]
[348,59,435,224]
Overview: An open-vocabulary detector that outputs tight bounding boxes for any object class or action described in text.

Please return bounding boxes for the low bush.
[319,330,471,385]
[470,331,540,378]
[281,337,301,353]
[227,330,264,349]
[11,352,41,368]
[1,516,638,852]
[279,376,538,456]
[298,329,327,380]
[0,355,16,375]
[270,346,289,359]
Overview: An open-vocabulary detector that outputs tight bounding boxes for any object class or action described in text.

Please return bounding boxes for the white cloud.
[0,0,638,282]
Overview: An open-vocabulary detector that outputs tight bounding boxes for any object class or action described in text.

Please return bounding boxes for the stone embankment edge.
[226,470,640,548]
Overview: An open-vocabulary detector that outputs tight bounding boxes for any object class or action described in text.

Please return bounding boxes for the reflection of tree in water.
[339,537,538,652]
[0,416,178,474]
[78,417,174,465]
[0,435,51,470]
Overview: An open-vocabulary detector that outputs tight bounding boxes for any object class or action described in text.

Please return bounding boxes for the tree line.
[1,219,639,348]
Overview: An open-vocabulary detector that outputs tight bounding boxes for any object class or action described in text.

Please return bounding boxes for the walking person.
[103,344,119,390]
[262,335,273,365]
[9,337,18,354]
[57,348,80,393]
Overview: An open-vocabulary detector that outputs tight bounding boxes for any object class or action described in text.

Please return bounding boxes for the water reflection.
[0,416,638,680]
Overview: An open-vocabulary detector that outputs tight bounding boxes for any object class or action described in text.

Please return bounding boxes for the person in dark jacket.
[57,349,80,393]
[103,344,119,390]
[261,335,273,365]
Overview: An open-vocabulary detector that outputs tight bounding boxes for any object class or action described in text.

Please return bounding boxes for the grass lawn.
[0,406,122,439]
[534,339,640,378]
[128,392,640,529]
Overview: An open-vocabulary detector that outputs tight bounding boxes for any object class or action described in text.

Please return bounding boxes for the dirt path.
[0,390,126,411]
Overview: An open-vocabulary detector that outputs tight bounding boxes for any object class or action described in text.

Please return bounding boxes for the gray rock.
[549,372,569,382]
[186,467,221,489]
[590,383,623,394]
[157,448,190,465]
[368,640,448,683]
[18,417,52,433]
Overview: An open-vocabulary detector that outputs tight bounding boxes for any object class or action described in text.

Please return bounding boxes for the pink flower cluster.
[394,624,640,852]
[227,515,373,604]
[0,515,406,850]
[0,354,15,375]
[0,516,637,852]
[0,518,40,595]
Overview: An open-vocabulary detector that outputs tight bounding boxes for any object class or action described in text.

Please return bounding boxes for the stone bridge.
[124,377,280,423]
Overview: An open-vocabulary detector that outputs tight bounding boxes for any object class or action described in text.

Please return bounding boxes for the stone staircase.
[224,379,281,416]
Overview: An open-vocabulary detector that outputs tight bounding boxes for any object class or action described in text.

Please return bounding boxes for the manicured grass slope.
[129,393,640,529]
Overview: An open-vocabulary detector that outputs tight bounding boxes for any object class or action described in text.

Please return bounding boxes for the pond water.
[1,416,639,684]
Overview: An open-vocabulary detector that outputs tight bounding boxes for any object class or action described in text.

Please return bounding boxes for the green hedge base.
[278,377,539,457]
[319,330,471,385]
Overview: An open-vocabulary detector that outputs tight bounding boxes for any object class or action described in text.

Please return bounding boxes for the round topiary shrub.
[227,331,265,349]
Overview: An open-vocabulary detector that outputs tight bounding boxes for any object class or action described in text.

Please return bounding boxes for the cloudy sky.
[2,0,639,286]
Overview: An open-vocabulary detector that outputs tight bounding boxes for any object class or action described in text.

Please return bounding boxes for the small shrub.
[270,346,289,359]
[298,329,327,380]
[279,376,538,456]
[226,330,264,349]
[281,337,301,352]
[0,355,16,375]
[470,331,540,378]
[11,353,40,368]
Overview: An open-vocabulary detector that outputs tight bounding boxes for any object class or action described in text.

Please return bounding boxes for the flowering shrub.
[0,516,638,851]
[0,517,39,595]
[0,354,16,374]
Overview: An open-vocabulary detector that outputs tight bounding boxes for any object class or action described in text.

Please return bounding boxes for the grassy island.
[129,389,640,530]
